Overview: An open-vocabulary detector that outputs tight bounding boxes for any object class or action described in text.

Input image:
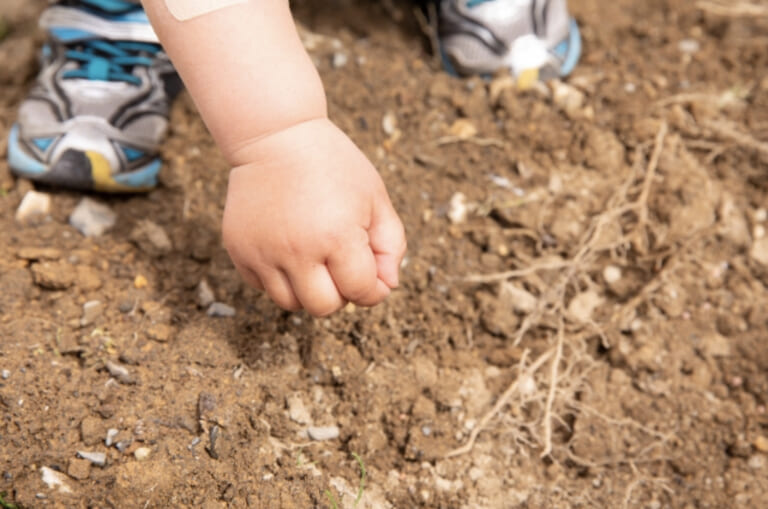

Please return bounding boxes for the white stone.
[551,80,585,116]
[678,38,700,54]
[331,52,348,68]
[1,370,9,380]
[307,426,339,441]
[77,451,107,467]
[447,192,468,224]
[197,280,215,308]
[105,428,119,447]
[382,111,397,136]
[69,198,117,237]
[751,237,768,266]
[134,447,152,461]
[207,302,236,317]
[15,190,51,223]
[499,282,537,313]
[41,466,72,493]
[80,300,103,327]
[567,290,604,323]
[286,393,312,425]
[603,265,622,284]
[518,373,537,396]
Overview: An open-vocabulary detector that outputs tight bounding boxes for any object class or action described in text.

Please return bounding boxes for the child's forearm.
[141,0,327,165]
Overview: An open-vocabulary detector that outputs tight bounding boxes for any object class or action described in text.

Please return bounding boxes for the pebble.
[331,51,348,68]
[77,451,106,467]
[307,426,340,441]
[15,190,51,224]
[447,192,468,224]
[31,261,75,290]
[382,111,397,136]
[286,393,312,425]
[40,466,72,493]
[750,237,768,266]
[81,416,104,446]
[69,198,117,237]
[753,436,768,453]
[207,302,236,318]
[499,282,537,314]
[197,279,215,308]
[105,428,119,447]
[567,290,604,323]
[80,300,104,327]
[1,370,9,380]
[105,360,136,385]
[550,80,585,117]
[603,265,622,284]
[134,447,152,461]
[447,118,477,139]
[130,219,173,256]
[16,247,61,260]
[678,38,700,54]
[748,454,765,470]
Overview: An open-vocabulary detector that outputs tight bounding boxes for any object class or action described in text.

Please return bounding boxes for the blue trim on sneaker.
[113,158,161,188]
[120,146,145,162]
[558,19,581,77]
[109,10,151,23]
[466,0,495,7]
[80,0,140,14]
[50,27,95,42]
[8,124,47,176]
[32,137,55,151]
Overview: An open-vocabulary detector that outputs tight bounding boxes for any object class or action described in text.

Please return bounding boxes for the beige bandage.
[165,0,247,21]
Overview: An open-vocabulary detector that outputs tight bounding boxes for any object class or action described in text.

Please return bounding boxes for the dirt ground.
[1,0,768,507]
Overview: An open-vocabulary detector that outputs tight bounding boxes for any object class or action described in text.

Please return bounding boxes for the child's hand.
[222,118,407,317]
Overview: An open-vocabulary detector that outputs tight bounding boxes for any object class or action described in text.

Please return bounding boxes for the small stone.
[134,447,152,461]
[307,426,340,441]
[105,428,119,447]
[207,302,236,318]
[69,198,117,237]
[678,38,700,54]
[447,192,468,224]
[31,261,75,290]
[41,466,72,494]
[80,416,103,446]
[331,51,348,68]
[77,451,106,467]
[699,332,731,358]
[130,220,173,257]
[67,458,91,480]
[499,283,537,314]
[286,393,312,425]
[15,190,51,224]
[1,370,9,380]
[197,280,215,308]
[382,111,397,136]
[105,360,136,384]
[80,300,104,327]
[134,274,148,289]
[550,80,585,118]
[750,237,768,266]
[489,74,515,105]
[603,265,622,284]
[118,300,134,313]
[753,436,768,453]
[447,118,477,139]
[146,323,173,342]
[567,290,604,323]
[16,247,61,260]
[748,454,765,470]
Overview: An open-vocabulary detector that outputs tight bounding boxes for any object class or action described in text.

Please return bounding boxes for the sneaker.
[7,0,181,192]
[438,0,581,87]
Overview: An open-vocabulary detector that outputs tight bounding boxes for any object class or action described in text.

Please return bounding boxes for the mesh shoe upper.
[9,1,180,191]
[439,0,580,80]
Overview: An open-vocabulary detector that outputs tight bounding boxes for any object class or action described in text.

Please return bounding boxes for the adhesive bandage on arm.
[164,0,247,21]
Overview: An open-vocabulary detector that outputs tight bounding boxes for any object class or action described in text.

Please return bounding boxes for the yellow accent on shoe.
[86,151,151,193]
[516,68,540,91]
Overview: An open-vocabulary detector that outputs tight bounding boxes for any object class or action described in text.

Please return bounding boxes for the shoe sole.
[7,123,160,193]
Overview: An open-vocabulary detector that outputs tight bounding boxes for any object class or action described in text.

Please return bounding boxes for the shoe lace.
[62,40,160,85]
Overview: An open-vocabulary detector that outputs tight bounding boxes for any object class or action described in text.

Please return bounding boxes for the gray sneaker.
[7,0,181,192]
[438,0,581,85]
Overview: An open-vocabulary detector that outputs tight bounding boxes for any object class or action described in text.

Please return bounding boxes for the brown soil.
[2,0,768,507]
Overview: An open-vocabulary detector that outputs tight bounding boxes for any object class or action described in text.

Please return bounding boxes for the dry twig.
[696,0,768,17]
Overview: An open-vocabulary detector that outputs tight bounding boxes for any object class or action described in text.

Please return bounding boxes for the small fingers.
[287,264,346,317]
[259,267,303,312]
[327,231,390,307]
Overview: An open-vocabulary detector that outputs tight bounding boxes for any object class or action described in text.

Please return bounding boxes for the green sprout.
[324,489,339,509]
[0,492,18,509]
[351,453,366,508]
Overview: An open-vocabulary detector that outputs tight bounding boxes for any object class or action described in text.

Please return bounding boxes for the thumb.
[368,193,407,288]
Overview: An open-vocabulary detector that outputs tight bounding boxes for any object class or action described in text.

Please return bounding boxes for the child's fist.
[222,118,406,316]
